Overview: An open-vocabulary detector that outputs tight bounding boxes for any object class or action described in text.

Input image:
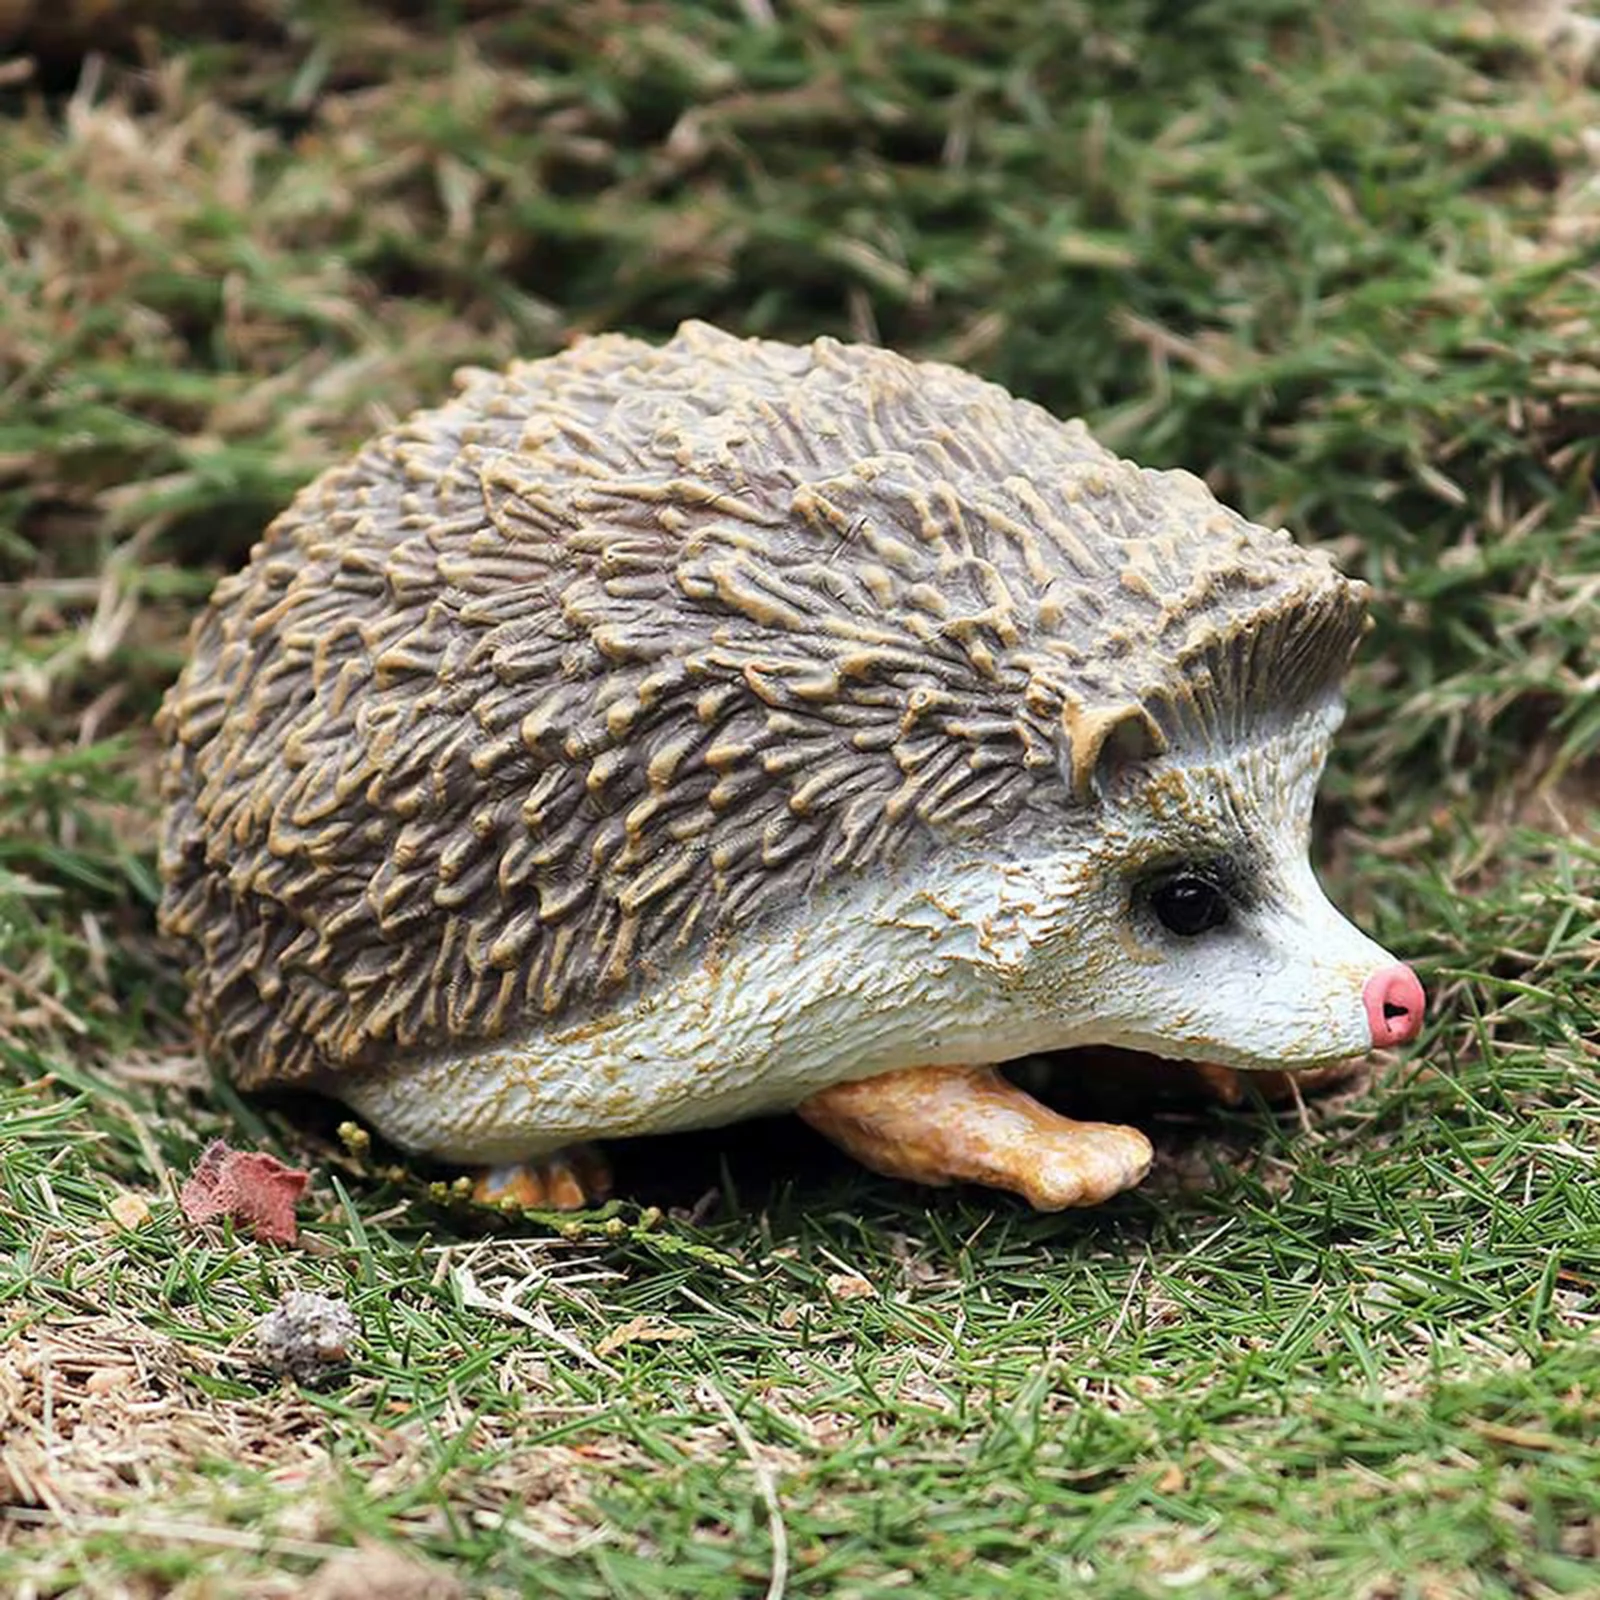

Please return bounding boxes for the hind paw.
[471,1145,613,1211]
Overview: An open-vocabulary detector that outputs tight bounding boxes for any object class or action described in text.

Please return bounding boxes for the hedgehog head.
[964,694,1418,1073]
[971,466,1423,1070]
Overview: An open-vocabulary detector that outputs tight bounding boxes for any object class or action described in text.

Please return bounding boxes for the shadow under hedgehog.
[156,322,1426,1212]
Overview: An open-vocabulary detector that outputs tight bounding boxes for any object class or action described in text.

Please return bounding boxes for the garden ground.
[1,2,1597,1595]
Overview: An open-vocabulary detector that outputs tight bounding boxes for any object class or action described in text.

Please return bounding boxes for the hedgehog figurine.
[157,323,1425,1212]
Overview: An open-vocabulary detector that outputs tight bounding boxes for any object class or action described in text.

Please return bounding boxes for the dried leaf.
[179,1139,310,1245]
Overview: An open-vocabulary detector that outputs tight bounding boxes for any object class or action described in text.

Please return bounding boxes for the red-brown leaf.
[179,1140,310,1245]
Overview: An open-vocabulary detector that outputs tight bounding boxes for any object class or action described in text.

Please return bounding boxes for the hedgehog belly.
[337,852,1076,1165]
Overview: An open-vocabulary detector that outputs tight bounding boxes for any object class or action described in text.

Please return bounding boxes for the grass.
[1,0,1597,1595]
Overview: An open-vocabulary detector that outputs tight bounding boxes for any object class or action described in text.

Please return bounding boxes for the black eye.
[1149,873,1230,937]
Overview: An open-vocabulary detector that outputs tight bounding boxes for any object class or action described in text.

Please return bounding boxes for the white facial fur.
[1007,697,1395,1069]
[341,696,1395,1164]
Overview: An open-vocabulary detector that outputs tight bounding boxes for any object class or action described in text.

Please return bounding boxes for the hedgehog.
[156,322,1426,1212]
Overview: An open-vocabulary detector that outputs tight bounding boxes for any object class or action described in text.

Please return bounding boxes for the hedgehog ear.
[1060,701,1166,801]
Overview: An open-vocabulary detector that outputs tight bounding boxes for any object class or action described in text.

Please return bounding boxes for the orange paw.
[800,1064,1152,1211]
[471,1145,613,1211]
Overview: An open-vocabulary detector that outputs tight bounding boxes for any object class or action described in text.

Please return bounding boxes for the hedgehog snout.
[1362,964,1426,1047]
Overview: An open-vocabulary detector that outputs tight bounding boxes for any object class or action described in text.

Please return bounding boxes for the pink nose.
[1363,964,1425,1047]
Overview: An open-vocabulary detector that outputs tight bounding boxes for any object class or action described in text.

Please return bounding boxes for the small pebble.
[254,1290,360,1382]
[107,1191,151,1230]
[826,1272,875,1301]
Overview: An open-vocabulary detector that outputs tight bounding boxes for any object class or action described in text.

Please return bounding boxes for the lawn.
[1,1,1597,1596]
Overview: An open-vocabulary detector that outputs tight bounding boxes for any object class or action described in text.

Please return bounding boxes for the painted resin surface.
[158,323,1410,1195]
